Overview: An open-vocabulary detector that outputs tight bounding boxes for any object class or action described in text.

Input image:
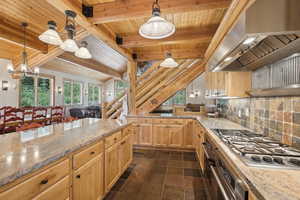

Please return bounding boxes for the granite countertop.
[195,116,300,200]
[0,118,130,187]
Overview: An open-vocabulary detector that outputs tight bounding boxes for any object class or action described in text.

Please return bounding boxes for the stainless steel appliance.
[203,137,249,200]
[212,129,300,169]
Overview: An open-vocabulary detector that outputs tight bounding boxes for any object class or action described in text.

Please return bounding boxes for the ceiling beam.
[204,0,256,65]
[46,0,133,61]
[12,28,89,68]
[0,17,48,53]
[59,53,122,79]
[135,46,207,61]
[121,26,217,48]
[92,0,231,24]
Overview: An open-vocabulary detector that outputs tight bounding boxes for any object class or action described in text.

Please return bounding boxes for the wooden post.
[102,102,108,119]
[127,61,137,115]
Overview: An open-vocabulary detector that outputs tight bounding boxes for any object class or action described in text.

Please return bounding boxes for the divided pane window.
[162,89,186,106]
[37,77,51,106]
[20,76,35,107]
[63,81,72,105]
[73,82,82,104]
[115,80,128,98]
[88,83,101,105]
[63,80,83,105]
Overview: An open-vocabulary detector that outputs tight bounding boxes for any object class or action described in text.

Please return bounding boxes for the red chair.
[22,107,34,123]
[33,107,47,125]
[2,108,24,134]
[51,106,64,124]
[16,122,43,131]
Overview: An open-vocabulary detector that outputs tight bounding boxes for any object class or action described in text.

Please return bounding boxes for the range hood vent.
[208,0,300,72]
[248,53,300,97]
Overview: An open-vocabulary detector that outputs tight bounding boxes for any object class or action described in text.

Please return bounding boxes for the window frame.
[88,83,102,105]
[19,74,54,107]
[162,89,186,106]
[114,80,128,98]
[63,79,83,106]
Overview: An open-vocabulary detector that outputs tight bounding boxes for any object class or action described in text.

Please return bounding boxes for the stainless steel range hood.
[208,0,300,72]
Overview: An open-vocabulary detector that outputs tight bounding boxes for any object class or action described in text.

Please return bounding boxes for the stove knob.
[273,157,284,165]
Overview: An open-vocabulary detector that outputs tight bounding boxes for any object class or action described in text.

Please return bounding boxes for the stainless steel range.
[212,129,300,169]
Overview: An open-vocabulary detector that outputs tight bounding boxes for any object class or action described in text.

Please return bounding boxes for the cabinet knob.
[40,179,48,185]
[121,141,126,145]
[90,151,95,155]
[76,175,81,179]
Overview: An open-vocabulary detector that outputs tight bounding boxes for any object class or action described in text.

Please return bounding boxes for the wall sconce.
[57,86,62,95]
[2,81,9,91]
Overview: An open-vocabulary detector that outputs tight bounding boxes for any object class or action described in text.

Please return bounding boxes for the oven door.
[203,143,235,200]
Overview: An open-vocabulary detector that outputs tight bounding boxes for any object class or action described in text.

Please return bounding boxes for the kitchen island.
[0,118,133,200]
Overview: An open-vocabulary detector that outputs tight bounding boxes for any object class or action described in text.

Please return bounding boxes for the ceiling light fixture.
[7,23,39,78]
[160,52,179,68]
[75,41,92,59]
[39,10,91,58]
[224,57,233,62]
[139,0,175,39]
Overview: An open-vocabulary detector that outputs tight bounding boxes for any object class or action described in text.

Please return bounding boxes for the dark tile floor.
[104,149,209,200]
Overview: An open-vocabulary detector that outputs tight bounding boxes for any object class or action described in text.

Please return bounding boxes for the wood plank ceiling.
[0,0,231,79]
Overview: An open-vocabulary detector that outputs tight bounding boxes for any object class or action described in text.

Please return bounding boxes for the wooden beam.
[204,0,255,65]
[46,0,133,61]
[137,59,205,114]
[92,0,231,23]
[127,61,137,115]
[0,17,48,53]
[12,28,89,68]
[136,46,207,61]
[58,53,122,78]
[137,61,161,85]
[121,27,216,48]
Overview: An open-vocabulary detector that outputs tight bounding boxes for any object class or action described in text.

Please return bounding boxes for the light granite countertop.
[128,114,300,200]
[0,118,130,187]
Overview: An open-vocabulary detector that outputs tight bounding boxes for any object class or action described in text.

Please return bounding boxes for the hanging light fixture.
[160,52,179,68]
[39,10,91,58]
[7,23,39,77]
[75,41,92,59]
[38,21,62,45]
[189,80,195,98]
[139,0,175,39]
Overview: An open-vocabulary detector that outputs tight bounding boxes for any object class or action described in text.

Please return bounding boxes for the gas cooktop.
[212,129,300,169]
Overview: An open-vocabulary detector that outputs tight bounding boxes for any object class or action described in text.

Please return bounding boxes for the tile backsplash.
[218,97,300,149]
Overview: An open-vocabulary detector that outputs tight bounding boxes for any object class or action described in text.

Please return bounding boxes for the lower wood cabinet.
[195,123,205,172]
[168,125,184,148]
[138,124,152,146]
[119,135,133,173]
[153,124,183,147]
[73,155,104,200]
[105,142,120,192]
[183,120,194,148]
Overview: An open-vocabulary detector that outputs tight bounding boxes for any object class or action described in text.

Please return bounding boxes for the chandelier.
[160,52,178,68]
[39,10,92,59]
[139,0,176,39]
[7,23,40,77]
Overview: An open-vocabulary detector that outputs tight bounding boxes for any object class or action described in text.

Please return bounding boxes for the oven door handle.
[210,165,231,200]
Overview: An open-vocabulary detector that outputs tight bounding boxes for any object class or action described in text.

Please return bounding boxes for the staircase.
[102,59,205,118]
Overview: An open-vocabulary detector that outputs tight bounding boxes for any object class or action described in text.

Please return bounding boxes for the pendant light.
[189,81,195,98]
[160,52,179,68]
[7,23,39,77]
[139,0,175,39]
[75,41,92,59]
[38,21,62,45]
[39,10,91,59]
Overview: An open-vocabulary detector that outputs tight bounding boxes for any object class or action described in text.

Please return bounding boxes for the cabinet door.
[119,135,133,173]
[133,125,140,145]
[168,125,183,148]
[183,120,194,148]
[105,144,120,192]
[153,124,169,147]
[73,155,104,200]
[139,124,152,146]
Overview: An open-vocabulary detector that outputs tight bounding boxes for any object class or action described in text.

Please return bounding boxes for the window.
[114,80,128,98]
[20,76,53,107]
[163,89,186,106]
[63,80,83,105]
[88,83,101,105]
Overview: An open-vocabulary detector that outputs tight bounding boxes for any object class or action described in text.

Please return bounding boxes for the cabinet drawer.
[73,141,104,170]
[33,176,69,200]
[122,126,133,138]
[105,131,122,149]
[138,118,152,124]
[0,159,69,200]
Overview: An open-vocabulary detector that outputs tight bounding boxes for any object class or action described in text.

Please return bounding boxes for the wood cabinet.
[153,124,169,147]
[105,142,120,192]
[206,71,252,97]
[194,123,205,172]
[138,124,152,146]
[73,155,104,200]
[119,135,133,173]
[0,159,69,200]
[168,125,183,147]
[183,120,194,148]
